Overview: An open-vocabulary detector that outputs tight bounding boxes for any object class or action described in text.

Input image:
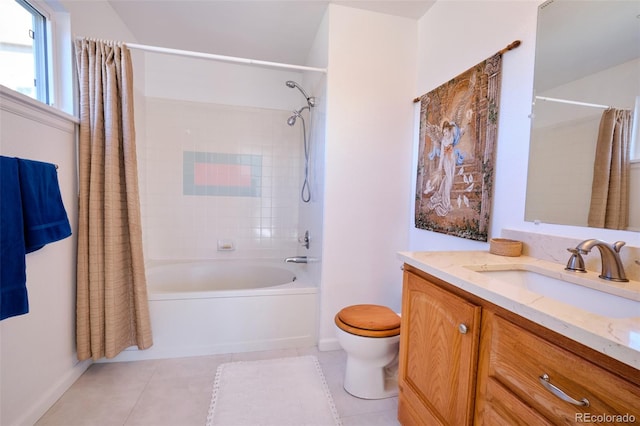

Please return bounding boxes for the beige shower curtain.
[74,39,152,361]
[587,108,632,230]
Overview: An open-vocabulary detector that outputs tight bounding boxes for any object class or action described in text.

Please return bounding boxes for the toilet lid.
[336,304,400,332]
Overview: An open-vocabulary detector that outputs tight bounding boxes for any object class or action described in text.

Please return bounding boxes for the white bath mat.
[206,355,342,426]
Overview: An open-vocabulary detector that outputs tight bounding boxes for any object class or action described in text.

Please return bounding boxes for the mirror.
[524,0,640,231]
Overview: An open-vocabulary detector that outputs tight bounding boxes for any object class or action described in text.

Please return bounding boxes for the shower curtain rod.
[535,96,610,109]
[125,43,327,74]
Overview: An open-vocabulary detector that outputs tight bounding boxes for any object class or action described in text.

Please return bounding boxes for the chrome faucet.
[570,239,628,282]
[284,256,307,264]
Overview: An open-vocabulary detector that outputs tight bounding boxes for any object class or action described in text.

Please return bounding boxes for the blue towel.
[0,156,72,321]
[1,157,28,320]
[17,158,72,253]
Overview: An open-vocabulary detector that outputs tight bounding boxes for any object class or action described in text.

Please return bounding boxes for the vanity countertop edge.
[398,250,640,371]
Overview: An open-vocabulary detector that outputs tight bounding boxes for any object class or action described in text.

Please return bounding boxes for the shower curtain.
[587,108,632,230]
[74,39,153,360]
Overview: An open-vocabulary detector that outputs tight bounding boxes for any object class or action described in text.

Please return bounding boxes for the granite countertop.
[398,250,640,370]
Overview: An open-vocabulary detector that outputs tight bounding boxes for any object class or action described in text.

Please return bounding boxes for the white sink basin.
[476,269,640,319]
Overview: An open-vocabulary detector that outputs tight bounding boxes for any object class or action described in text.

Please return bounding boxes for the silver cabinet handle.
[539,374,589,407]
[458,324,468,334]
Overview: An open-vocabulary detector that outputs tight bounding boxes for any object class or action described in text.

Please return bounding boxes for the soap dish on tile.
[489,238,522,257]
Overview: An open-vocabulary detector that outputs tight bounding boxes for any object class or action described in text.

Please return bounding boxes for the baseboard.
[318,337,341,352]
[98,335,317,363]
[13,358,92,426]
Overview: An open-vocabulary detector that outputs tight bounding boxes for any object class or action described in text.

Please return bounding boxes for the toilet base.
[343,350,399,399]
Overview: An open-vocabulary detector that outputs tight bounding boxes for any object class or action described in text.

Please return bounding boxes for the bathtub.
[108,259,318,362]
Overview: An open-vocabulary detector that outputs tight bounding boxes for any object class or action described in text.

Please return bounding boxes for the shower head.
[287,106,309,126]
[286,80,316,108]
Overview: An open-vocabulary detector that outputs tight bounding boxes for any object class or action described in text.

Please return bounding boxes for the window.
[0,0,49,103]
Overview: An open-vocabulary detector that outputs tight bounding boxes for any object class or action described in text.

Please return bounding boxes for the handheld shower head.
[285,84,313,204]
[285,80,316,108]
[286,106,309,126]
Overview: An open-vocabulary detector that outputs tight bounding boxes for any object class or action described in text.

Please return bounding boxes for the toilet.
[334,304,401,399]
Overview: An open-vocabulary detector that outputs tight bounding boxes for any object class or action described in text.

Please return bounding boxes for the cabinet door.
[398,271,481,426]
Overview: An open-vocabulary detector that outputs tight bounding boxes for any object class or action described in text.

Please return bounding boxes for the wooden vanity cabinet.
[398,268,481,426]
[399,265,640,426]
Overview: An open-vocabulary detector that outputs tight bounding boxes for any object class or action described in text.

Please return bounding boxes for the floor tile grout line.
[121,362,159,426]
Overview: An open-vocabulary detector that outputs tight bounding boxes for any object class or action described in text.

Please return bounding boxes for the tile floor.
[36,347,401,426]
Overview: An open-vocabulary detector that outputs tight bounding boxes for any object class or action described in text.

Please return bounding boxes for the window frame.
[22,0,50,104]
[1,0,74,116]
[2,0,50,104]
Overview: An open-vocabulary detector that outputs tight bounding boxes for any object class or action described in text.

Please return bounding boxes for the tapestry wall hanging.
[414,52,504,242]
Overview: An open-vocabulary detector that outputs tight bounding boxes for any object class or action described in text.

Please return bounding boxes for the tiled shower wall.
[141,97,302,260]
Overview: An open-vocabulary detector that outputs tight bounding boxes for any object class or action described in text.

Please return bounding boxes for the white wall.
[410,0,640,249]
[143,53,303,110]
[318,5,417,349]
[0,90,87,426]
[59,0,137,42]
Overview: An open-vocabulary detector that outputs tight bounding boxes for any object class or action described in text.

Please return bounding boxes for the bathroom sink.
[476,269,640,319]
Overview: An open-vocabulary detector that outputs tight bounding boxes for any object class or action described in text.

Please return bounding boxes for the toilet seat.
[335,304,400,338]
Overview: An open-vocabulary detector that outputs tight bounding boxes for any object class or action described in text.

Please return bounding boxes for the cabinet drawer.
[481,314,640,424]
[478,377,553,426]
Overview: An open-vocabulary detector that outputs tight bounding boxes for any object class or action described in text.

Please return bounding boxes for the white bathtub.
[108,259,318,362]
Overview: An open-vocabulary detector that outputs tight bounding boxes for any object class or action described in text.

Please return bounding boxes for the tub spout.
[285,256,307,264]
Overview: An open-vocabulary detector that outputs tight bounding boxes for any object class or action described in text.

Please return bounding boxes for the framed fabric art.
[414,53,503,242]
